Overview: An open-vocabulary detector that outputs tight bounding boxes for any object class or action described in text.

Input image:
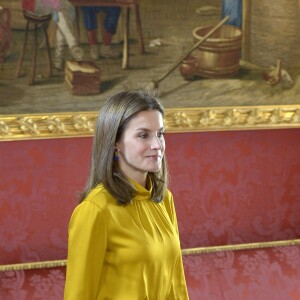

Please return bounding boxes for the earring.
[114,148,119,161]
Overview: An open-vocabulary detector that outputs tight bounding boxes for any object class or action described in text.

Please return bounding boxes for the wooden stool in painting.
[15,10,52,85]
[0,7,12,64]
[69,0,145,69]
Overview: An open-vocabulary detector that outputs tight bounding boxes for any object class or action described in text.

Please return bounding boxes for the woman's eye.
[139,133,148,138]
[158,131,164,138]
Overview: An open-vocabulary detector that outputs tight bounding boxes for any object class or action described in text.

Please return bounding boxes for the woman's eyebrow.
[135,127,164,132]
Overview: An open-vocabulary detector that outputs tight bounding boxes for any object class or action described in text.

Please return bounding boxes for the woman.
[64,89,189,299]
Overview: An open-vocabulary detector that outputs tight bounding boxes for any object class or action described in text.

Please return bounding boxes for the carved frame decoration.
[1,105,300,141]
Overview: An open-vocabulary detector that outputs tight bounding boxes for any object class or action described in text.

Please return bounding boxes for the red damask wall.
[168,130,300,248]
[1,129,300,299]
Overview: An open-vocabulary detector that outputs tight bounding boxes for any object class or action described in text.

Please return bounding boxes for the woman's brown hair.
[79,89,168,205]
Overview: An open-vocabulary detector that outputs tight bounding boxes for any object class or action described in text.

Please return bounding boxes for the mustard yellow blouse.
[64,180,189,300]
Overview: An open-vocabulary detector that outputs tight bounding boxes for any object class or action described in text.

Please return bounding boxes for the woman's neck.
[129,173,147,188]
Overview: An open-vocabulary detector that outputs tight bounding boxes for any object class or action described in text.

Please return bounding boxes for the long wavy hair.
[79,89,168,205]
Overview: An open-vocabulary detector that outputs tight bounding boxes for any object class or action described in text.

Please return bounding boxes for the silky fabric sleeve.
[64,200,107,299]
[165,193,190,300]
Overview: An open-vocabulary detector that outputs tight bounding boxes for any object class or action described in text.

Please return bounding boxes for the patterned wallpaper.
[167,130,300,248]
[0,129,300,299]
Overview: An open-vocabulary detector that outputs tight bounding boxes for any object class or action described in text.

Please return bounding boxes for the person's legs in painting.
[82,6,121,60]
[54,0,83,70]
[99,7,121,59]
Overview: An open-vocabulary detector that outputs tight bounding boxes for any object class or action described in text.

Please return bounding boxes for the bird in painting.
[263,59,282,85]
[262,58,294,88]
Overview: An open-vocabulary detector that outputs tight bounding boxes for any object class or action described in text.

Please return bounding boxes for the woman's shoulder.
[81,184,115,211]
[69,185,113,228]
[162,188,175,209]
[164,188,174,202]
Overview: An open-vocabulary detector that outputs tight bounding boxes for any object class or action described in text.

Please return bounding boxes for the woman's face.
[116,110,165,186]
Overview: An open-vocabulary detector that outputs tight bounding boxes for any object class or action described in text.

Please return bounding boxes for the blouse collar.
[130,176,153,201]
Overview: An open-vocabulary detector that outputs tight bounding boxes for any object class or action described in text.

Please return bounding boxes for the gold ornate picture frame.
[1,0,300,140]
[1,104,300,141]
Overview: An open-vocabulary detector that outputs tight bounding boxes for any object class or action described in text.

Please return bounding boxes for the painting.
[1,0,300,140]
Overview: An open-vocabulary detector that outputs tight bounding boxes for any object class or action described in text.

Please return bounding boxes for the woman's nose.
[150,136,162,150]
